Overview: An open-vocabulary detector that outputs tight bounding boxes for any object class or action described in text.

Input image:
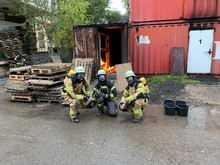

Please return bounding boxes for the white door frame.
[187,29,214,73]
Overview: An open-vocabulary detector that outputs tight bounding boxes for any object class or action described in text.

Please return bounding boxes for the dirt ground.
[148,75,220,107]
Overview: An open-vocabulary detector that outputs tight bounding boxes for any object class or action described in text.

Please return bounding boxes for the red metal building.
[129,0,220,75]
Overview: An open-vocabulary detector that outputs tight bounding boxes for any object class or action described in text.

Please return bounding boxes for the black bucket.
[176,101,186,106]
[176,105,189,117]
[164,103,176,116]
[164,100,175,105]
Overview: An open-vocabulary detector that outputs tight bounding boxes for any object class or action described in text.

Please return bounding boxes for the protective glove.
[119,102,128,112]
[83,95,89,102]
[98,92,109,99]
[96,97,104,104]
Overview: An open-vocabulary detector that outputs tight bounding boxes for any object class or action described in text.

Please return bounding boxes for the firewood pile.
[4,63,71,103]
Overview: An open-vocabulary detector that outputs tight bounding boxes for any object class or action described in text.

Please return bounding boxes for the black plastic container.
[164,103,176,116]
[175,101,186,106]
[176,105,189,117]
[164,100,175,105]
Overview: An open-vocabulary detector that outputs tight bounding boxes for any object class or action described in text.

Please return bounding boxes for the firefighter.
[14,52,25,68]
[92,69,118,117]
[119,70,148,123]
[61,66,94,123]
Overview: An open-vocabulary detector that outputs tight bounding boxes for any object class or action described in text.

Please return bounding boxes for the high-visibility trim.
[137,87,145,93]
[124,89,129,94]
[110,94,114,98]
[101,86,108,89]
[97,103,104,106]
[61,92,67,97]
[126,96,133,102]
[94,88,99,92]
[76,95,83,100]
[65,86,73,91]
[70,107,77,117]
[111,86,116,91]
[133,109,142,114]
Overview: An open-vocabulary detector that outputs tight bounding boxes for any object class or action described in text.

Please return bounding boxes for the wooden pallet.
[29,72,67,80]
[9,66,32,74]
[28,79,63,86]
[36,99,62,103]
[31,63,71,69]
[72,58,94,83]
[31,67,70,75]
[9,74,30,81]
[11,95,33,102]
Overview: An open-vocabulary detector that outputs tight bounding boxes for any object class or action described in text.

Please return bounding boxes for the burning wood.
[100,59,116,73]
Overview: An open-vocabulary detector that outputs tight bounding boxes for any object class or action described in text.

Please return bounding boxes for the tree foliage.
[11,0,125,52]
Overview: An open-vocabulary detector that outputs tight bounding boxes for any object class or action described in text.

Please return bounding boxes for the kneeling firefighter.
[92,69,118,117]
[61,66,94,123]
[119,70,148,123]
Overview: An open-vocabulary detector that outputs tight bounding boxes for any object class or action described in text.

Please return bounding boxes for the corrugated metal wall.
[129,0,220,23]
[211,23,220,75]
[128,0,220,75]
[129,24,189,74]
[129,22,220,75]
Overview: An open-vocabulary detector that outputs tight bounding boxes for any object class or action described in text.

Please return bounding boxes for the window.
[38,32,45,48]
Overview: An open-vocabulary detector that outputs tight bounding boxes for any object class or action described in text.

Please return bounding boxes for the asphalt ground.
[0,78,220,165]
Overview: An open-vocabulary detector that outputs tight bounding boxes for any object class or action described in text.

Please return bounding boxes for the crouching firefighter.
[14,52,25,68]
[61,66,94,123]
[119,70,148,123]
[92,69,118,117]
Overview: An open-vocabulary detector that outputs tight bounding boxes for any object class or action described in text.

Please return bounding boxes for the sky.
[110,0,126,14]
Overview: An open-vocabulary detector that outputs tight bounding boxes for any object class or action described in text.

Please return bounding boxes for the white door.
[187,30,214,73]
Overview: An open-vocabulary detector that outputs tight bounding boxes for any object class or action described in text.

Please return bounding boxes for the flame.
[100,59,116,73]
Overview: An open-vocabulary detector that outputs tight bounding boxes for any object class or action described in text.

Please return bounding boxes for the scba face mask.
[126,76,135,86]
[98,75,106,81]
[77,73,85,82]
[98,75,106,85]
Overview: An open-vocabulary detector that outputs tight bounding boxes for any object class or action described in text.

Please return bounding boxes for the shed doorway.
[98,25,127,73]
[73,23,128,75]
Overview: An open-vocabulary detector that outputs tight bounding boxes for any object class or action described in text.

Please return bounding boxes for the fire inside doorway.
[73,23,128,75]
[99,26,122,73]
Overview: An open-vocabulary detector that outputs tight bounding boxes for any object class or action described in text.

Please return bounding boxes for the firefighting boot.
[70,116,80,123]
[96,106,104,117]
[132,117,143,123]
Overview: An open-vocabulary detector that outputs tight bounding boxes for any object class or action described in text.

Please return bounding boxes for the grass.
[146,74,200,85]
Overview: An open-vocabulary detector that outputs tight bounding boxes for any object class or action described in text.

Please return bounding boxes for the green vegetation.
[146,74,200,85]
[11,0,127,53]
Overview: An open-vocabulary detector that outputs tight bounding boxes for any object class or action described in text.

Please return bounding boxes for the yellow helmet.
[67,69,75,76]
[140,77,147,84]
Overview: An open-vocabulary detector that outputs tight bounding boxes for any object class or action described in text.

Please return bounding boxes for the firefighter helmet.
[75,66,85,73]
[97,69,106,76]
[125,70,135,78]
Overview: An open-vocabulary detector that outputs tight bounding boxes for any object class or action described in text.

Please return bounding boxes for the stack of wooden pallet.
[28,63,71,103]
[4,66,33,102]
